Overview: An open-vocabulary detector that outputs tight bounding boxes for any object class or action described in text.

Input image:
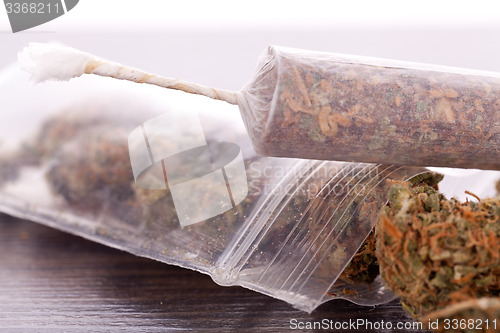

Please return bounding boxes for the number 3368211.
[5,2,60,14]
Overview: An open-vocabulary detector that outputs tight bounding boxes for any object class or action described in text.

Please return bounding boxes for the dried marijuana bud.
[376,178,500,331]
[338,231,378,285]
[338,172,443,285]
[46,126,134,209]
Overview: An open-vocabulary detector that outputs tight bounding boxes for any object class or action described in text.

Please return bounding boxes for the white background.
[1,0,500,91]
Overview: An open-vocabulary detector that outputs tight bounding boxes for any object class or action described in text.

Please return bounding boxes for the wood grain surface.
[0,213,428,332]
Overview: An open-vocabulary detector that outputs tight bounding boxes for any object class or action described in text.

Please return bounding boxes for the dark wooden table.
[0,213,427,332]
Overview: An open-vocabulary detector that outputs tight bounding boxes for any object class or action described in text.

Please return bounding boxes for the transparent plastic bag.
[238,46,500,170]
[2,63,499,313]
[0,65,429,312]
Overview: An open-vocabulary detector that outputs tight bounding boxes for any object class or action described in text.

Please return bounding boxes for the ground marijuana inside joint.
[376,175,500,331]
[245,47,500,170]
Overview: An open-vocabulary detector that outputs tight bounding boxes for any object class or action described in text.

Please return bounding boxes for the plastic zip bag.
[0,65,431,312]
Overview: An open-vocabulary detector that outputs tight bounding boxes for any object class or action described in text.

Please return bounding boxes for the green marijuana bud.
[376,177,500,332]
[338,172,443,286]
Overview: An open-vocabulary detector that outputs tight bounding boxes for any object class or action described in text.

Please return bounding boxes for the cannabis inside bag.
[1,64,486,312]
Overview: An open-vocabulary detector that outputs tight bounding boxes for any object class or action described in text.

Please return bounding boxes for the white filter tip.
[18,42,94,83]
